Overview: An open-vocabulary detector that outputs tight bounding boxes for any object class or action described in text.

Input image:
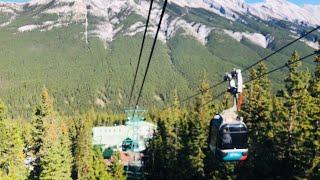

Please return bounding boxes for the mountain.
[303,4,320,20]
[0,0,319,116]
[249,0,320,26]
[1,0,319,46]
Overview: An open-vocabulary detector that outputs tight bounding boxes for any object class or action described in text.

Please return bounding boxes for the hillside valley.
[0,0,319,116]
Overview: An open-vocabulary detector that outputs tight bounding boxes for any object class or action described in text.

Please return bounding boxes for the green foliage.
[168,34,232,88]
[0,24,105,117]
[110,152,126,180]
[306,55,320,178]
[144,52,319,179]
[28,89,73,180]
[0,100,7,121]
[74,111,95,179]
[39,119,72,180]
[283,51,316,178]
[92,147,112,180]
[185,110,206,178]
[29,88,55,179]
[0,51,319,178]
[145,77,216,179]
[0,8,316,118]
[239,62,282,178]
[144,90,186,179]
[0,118,27,179]
[0,7,319,177]
[207,31,261,68]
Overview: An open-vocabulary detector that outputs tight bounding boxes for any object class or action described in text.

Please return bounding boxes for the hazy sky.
[0,0,29,2]
[0,0,319,5]
[246,0,320,5]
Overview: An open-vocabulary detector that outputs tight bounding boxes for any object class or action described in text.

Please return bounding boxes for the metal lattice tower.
[125,108,146,179]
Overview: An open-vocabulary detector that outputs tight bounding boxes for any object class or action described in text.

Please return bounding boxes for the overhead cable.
[134,0,168,109]
[128,0,155,106]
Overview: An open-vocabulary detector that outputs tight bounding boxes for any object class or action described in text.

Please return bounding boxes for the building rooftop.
[92,121,156,151]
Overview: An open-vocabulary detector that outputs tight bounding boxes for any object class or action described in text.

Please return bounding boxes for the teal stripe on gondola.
[222,152,243,161]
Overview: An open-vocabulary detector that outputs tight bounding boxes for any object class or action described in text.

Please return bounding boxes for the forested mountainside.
[0,0,319,179]
[0,52,319,179]
[0,0,319,117]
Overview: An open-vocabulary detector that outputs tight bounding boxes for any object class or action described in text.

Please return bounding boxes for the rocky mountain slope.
[0,0,319,116]
[1,0,319,47]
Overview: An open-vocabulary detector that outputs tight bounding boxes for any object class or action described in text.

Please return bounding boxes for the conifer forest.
[1,0,320,179]
[0,52,319,179]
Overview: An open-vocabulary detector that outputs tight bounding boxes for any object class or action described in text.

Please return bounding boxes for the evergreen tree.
[30,88,55,179]
[144,126,165,178]
[174,111,190,178]
[29,89,73,179]
[270,96,289,164]
[184,74,211,178]
[195,72,214,128]
[39,118,72,180]
[239,62,279,178]
[66,114,83,161]
[283,51,315,178]
[195,72,226,178]
[185,110,205,178]
[111,152,126,180]
[0,100,27,179]
[308,54,320,178]
[144,89,185,179]
[58,121,73,178]
[152,113,178,178]
[0,120,27,179]
[193,72,214,151]
[92,147,112,180]
[73,111,117,180]
[74,111,95,179]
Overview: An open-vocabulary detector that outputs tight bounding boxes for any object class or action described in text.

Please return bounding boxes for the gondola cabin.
[208,69,248,161]
[209,120,248,161]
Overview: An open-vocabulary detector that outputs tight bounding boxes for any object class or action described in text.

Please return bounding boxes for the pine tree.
[193,72,214,147]
[0,100,27,179]
[156,87,213,179]
[185,110,205,178]
[241,63,273,129]
[30,88,55,179]
[195,72,214,128]
[92,147,112,180]
[152,113,178,177]
[271,96,288,164]
[283,51,315,178]
[175,109,191,177]
[74,111,95,179]
[29,89,73,179]
[184,74,212,178]
[0,121,27,179]
[238,62,282,178]
[58,121,73,178]
[73,110,117,180]
[39,118,72,180]
[111,152,126,180]
[144,89,185,178]
[159,89,185,177]
[143,127,165,178]
[308,54,320,178]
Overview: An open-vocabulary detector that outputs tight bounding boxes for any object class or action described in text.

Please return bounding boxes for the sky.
[0,0,30,2]
[0,0,319,5]
[246,0,320,5]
